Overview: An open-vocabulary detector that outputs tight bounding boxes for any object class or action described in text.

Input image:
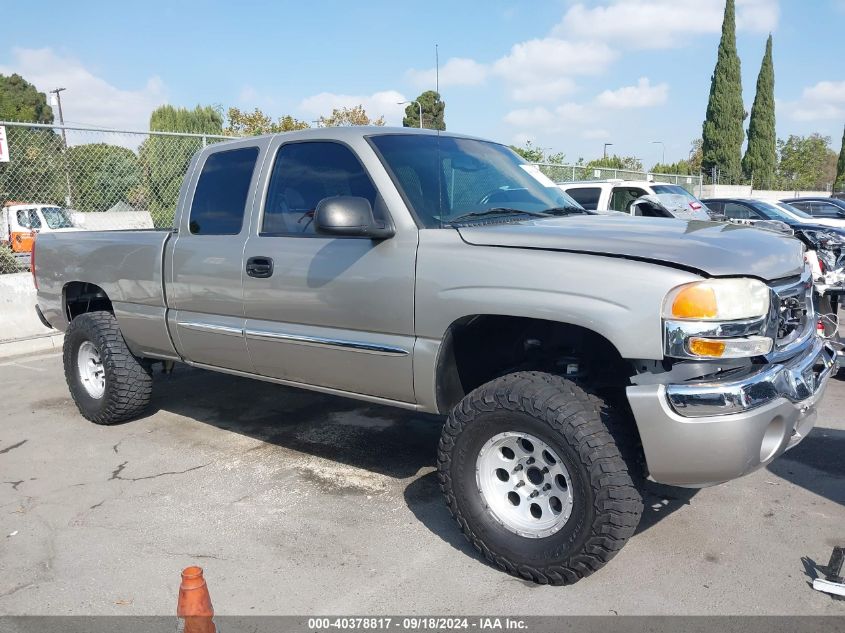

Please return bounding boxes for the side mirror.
[314,196,394,239]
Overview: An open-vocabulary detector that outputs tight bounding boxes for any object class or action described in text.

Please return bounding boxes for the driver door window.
[262,142,379,235]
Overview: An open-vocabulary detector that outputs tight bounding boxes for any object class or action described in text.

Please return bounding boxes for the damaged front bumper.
[626,336,836,487]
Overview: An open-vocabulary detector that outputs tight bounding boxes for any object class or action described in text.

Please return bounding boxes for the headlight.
[664,278,770,321]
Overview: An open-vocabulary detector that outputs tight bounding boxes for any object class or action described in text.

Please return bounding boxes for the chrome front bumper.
[627,336,835,487]
[665,336,836,417]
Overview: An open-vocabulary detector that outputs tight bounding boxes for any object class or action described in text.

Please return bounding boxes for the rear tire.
[63,311,153,425]
[437,371,643,585]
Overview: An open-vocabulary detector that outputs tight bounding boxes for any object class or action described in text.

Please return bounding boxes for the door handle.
[246,256,274,278]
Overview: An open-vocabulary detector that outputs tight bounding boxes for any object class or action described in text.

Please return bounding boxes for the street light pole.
[603,143,613,159]
[49,87,72,207]
[398,101,423,128]
[651,140,665,166]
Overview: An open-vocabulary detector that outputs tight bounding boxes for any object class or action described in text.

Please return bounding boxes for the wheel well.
[435,315,633,413]
[64,282,113,322]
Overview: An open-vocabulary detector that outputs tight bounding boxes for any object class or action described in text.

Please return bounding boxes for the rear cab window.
[189,146,259,235]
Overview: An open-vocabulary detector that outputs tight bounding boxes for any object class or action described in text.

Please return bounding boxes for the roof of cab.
[206,126,489,148]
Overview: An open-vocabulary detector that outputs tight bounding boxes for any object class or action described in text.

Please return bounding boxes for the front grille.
[770,273,814,350]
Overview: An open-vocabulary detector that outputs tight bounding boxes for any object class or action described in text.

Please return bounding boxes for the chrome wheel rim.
[476,431,574,538]
[77,341,106,399]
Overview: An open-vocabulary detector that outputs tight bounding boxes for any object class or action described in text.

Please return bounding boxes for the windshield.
[369,134,585,228]
[39,206,74,229]
[772,201,813,220]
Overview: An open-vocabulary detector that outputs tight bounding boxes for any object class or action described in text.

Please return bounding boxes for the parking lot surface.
[0,352,843,615]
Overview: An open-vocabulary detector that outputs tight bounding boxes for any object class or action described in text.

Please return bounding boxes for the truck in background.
[2,203,79,266]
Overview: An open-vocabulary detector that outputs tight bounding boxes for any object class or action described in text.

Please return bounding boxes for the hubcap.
[77,341,106,399]
[476,431,574,538]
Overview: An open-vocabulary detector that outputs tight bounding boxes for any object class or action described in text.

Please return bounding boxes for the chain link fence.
[0,121,231,274]
[534,162,703,194]
[0,120,704,275]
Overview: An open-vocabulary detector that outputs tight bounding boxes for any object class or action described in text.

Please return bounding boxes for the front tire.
[63,311,153,425]
[437,371,643,585]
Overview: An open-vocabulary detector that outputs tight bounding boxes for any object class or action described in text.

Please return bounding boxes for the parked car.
[559,179,711,219]
[33,128,835,585]
[703,197,845,231]
[783,197,845,219]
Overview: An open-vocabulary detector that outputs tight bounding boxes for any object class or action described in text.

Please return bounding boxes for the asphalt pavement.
[0,352,843,615]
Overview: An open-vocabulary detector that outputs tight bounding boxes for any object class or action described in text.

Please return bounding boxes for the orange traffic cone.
[177,566,216,633]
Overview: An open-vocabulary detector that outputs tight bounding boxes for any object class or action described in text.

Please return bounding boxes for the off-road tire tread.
[437,371,643,585]
[63,311,152,425]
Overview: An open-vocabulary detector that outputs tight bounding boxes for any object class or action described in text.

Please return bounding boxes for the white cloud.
[0,47,166,132]
[298,90,407,125]
[494,38,616,82]
[556,0,779,49]
[595,77,669,108]
[504,107,556,128]
[502,78,669,142]
[782,80,845,122]
[406,57,488,89]
[511,78,578,103]
[492,38,616,102]
[503,102,596,130]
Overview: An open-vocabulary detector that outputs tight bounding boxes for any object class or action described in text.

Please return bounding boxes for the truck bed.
[34,229,173,357]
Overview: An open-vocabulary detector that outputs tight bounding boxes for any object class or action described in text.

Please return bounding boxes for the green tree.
[508,140,565,164]
[742,35,777,188]
[67,144,140,212]
[834,125,845,192]
[582,155,643,172]
[137,105,223,227]
[402,91,446,130]
[318,105,385,127]
[224,107,310,136]
[0,73,54,123]
[0,74,64,206]
[701,0,746,182]
[776,134,836,190]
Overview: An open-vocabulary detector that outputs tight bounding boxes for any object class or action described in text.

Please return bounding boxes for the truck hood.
[457,215,805,280]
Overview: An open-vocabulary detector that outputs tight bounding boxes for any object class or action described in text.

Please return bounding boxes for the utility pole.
[603,143,613,159]
[651,140,665,166]
[49,87,72,207]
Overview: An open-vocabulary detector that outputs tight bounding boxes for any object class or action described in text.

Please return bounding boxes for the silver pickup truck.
[33,127,835,585]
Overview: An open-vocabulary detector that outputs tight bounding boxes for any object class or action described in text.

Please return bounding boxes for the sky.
[2,0,844,166]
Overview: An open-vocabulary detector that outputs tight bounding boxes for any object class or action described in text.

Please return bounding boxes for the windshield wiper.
[447,207,550,225]
[540,206,591,216]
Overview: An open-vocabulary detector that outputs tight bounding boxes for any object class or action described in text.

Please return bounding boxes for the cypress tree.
[742,35,776,188]
[702,0,746,182]
[835,125,845,193]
